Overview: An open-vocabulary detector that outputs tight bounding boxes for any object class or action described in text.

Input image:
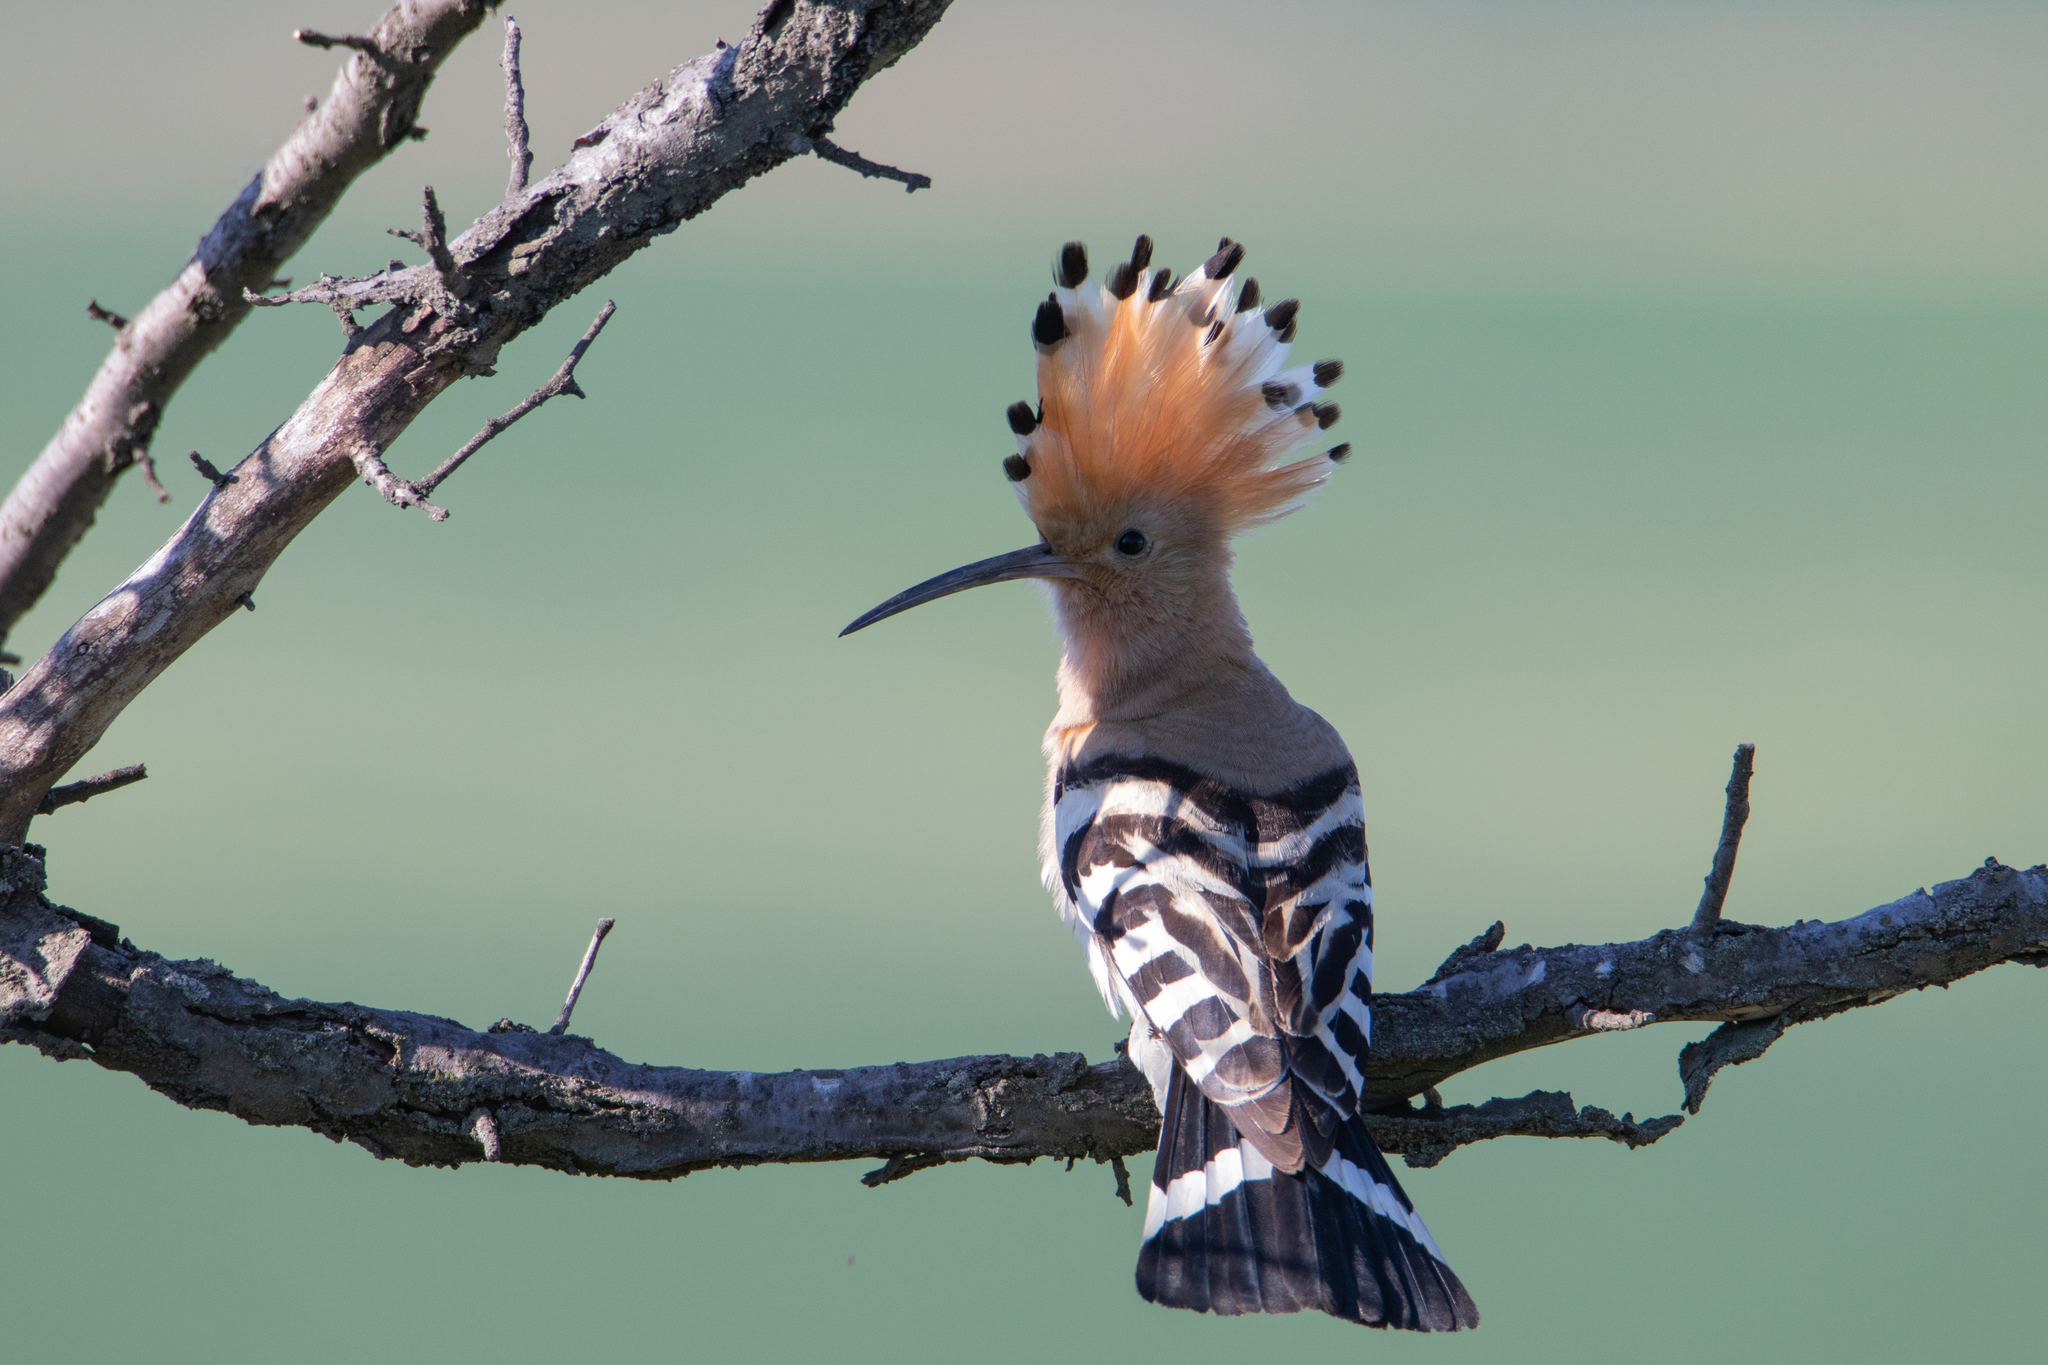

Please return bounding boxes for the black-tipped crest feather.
[1056,241,1089,289]
[1032,294,1068,347]
[1203,240,1245,280]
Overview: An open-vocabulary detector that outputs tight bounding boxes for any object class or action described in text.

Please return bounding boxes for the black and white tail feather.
[1140,1069,1476,1327]
[1048,753,1479,1330]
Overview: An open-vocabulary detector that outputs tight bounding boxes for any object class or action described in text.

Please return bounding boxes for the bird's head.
[842,236,1348,688]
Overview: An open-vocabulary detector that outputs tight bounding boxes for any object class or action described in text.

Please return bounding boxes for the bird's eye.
[1115,528,1148,557]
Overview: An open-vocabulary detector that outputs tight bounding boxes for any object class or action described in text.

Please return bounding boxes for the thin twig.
[549,917,617,1035]
[294,28,380,55]
[1691,743,1757,932]
[502,16,532,198]
[36,763,147,815]
[861,1151,952,1187]
[416,301,616,495]
[350,447,447,521]
[135,451,169,503]
[387,186,467,297]
[85,300,128,330]
[810,136,931,192]
[1109,1154,1132,1206]
[188,451,236,490]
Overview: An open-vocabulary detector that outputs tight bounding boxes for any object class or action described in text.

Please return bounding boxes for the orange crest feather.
[1008,236,1348,539]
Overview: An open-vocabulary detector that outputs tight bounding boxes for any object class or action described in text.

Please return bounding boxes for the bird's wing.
[1246,767,1376,1131]
[1055,756,1375,1171]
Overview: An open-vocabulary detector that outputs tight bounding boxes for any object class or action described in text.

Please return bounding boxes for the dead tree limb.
[0,0,958,842]
[0,0,494,656]
[5,846,2040,1177]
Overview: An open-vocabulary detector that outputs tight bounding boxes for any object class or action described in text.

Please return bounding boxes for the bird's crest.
[1004,236,1348,538]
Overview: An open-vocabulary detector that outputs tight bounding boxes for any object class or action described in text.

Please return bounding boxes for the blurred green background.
[3,1,2044,1360]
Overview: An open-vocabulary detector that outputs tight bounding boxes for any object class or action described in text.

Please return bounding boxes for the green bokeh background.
[3,2,2044,1360]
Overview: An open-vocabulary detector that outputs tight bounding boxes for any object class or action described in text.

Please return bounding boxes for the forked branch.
[0,0,960,841]
[0,0,493,654]
[416,302,615,497]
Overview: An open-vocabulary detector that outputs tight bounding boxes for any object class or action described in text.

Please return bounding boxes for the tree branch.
[1691,743,1755,932]
[6,844,2041,1177]
[548,917,615,1035]
[810,135,931,191]
[0,0,959,841]
[35,763,146,815]
[0,0,494,654]
[415,301,615,497]
[502,15,532,198]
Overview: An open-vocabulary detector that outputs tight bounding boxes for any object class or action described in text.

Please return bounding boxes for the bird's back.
[1042,673,1479,1330]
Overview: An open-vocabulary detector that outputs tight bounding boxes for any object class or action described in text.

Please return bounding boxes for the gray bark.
[0,0,495,655]
[0,0,955,841]
[6,846,2040,1178]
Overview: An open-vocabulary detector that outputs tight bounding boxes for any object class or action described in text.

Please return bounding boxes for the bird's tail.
[1135,1067,1480,1330]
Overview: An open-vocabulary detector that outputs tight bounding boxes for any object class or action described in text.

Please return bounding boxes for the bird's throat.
[1047,573,1257,727]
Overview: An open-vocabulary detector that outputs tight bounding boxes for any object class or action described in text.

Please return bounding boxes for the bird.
[840,236,1478,1330]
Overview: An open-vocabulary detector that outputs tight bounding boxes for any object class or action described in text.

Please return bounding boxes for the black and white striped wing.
[1058,758,1279,1112]
[1248,765,1377,1132]
[1054,756,1376,1159]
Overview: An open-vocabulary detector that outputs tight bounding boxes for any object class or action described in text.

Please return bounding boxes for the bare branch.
[135,452,168,504]
[351,447,448,521]
[1370,1090,1684,1169]
[502,16,532,198]
[6,845,2041,1178]
[35,764,147,815]
[416,301,616,495]
[85,300,128,330]
[549,918,615,1035]
[294,28,380,55]
[188,451,236,490]
[387,185,469,298]
[1679,1015,1788,1114]
[0,0,492,654]
[1691,743,1756,932]
[811,135,931,192]
[0,1,957,840]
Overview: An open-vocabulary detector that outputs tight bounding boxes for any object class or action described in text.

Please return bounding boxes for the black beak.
[840,543,1081,637]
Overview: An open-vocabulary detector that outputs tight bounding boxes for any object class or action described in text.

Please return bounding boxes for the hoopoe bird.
[842,237,1478,1330]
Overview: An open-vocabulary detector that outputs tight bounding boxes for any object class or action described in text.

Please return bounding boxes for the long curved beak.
[840,543,1081,637]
